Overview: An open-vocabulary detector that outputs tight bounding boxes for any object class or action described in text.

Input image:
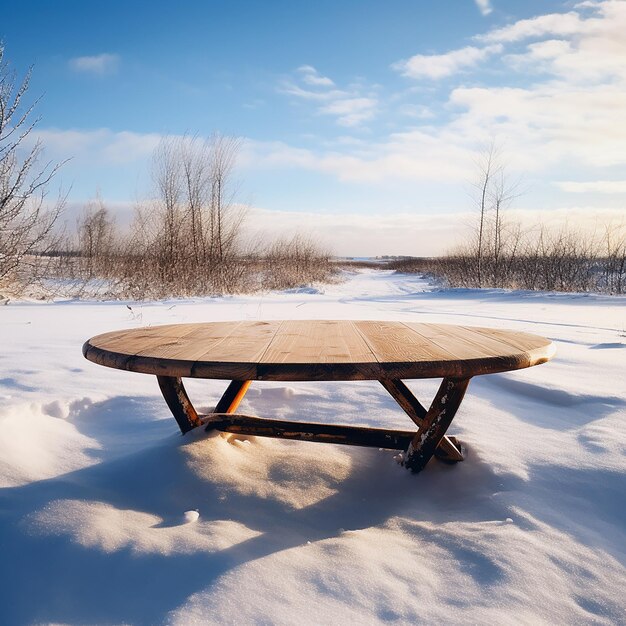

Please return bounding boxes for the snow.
[0,268,625,625]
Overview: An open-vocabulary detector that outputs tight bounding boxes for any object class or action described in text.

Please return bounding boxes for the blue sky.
[3,0,625,254]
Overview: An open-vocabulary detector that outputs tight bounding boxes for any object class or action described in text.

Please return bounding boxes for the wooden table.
[83,320,555,472]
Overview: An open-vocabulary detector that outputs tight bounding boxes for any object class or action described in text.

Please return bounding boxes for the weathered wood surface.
[156,376,202,434]
[403,377,471,472]
[204,413,417,449]
[379,378,463,462]
[83,320,555,381]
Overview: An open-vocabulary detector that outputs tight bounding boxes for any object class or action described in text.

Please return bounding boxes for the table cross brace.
[156,375,471,473]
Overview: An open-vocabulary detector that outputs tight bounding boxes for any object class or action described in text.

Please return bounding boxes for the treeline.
[443,222,626,293]
[2,43,624,299]
[50,136,334,299]
[389,223,626,294]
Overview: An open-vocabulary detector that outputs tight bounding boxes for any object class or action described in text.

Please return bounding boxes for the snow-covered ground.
[1,269,625,625]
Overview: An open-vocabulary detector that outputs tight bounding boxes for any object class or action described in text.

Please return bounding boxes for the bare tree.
[603,222,626,294]
[489,166,522,287]
[472,141,498,287]
[208,133,245,267]
[43,129,336,299]
[151,137,184,283]
[129,133,247,294]
[468,141,524,288]
[76,196,116,278]
[179,136,210,265]
[0,44,65,292]
[437,218,626,295]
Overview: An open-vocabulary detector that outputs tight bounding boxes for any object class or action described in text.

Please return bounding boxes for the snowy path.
[0,269,625,625]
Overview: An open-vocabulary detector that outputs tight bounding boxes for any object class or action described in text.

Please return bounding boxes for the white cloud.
[68,53,120,75]
[522,38,573,61]
[501,3,626,83]
[387,1,626,174]
[33,128,162,164]
[57,191,626,257]
[246,206,626,257]
[392,44,502,79]
[319,97,378,127]
[475,0,493,16]
[246,207,475,256]
[397,104,435,119]
[556,181,626,193]
[280,82,346,102]
[298,65,335,87]
[242,134,474,183]
[36,2,626,256]
[477,11,585,43]
[280,66,378,126]
[266,4,626,191]
[447,84,626,169]
[61,199,137,227]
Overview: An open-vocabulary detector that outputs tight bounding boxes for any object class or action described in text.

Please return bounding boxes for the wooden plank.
[89,324,204,355]
[456,326,555,367]
[435,435,465,463]
[254,361,382,382]
[261,320,376,364]
[379,378,427,422]
[83,325,206,372]
[404,323,507,360]
[135,322,245,361]
[468,326,553,353]
[439,324,537,357]
[355,321,457,363]
[195,321,284,363]
[191,321,285,379]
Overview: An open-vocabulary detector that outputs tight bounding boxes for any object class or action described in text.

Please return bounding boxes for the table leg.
[157,374,468,475]
[157,377,252,434]
[213,380,252,414]
[380,379,464,462]
[157,376,202,434]
[403,377,471,473]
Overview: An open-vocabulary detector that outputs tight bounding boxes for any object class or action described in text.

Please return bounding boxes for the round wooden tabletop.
[83,320,555,381]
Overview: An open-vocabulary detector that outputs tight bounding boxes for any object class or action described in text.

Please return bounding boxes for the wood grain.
[261,320,374,364]
[83,320,555,380]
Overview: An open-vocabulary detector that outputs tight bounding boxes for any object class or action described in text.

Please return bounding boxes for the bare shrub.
[262,233,335,291]
[426,221,626,294]
[111,137,334,298]
[54,135,334,300]
[602,222,626,294]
